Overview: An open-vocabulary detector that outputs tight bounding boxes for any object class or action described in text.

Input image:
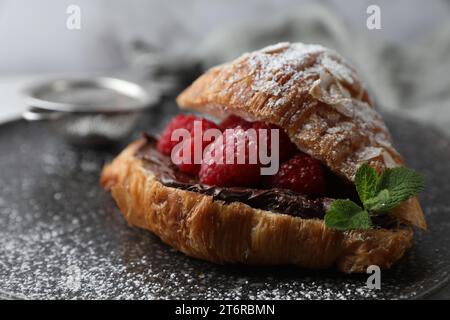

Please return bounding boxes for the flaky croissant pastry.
[101,42,425,273]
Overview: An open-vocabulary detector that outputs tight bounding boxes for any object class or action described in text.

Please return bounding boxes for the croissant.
[101,42,425,272]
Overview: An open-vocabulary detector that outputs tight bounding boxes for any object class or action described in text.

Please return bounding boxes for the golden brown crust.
[176,42,426,229]
[101,140,414,273]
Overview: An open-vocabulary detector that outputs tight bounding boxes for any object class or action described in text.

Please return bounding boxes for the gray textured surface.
[0,106,450,299]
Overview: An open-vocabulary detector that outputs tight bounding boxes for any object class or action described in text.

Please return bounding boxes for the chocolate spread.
[135,134,397,227]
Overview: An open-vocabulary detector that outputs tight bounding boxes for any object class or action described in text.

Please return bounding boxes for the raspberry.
[200,118,300,186]
[219,115,252,130]
[251,122,297,163]
[221,116,298,163]
[157,114,218,155]
[157,114,197,155]
[267,153,326,196]
[175,138,201,175]
[199,128,262,187]
[176,134,217,175]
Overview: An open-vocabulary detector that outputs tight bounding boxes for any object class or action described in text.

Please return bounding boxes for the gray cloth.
[195,5,450,135]
[135,3,450,135]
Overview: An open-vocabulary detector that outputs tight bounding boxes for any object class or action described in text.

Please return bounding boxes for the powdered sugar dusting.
[357,147,384,161]
[321,54,354,84]
[248,43,325,101]
[246,42,356,106]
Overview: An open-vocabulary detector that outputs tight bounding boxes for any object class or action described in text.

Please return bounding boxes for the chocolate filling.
[136,134,398,228]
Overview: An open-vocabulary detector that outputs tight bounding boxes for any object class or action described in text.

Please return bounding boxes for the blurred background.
[0,0,449,133]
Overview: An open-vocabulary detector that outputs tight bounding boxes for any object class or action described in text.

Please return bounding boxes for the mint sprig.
[324,199,372,231]
[355,163,378,204]
[324,164,424,231]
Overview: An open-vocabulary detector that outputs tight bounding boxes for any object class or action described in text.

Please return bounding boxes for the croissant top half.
[177,42,425,229]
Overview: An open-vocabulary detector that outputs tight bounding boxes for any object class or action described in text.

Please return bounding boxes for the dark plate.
[1,103,450,300]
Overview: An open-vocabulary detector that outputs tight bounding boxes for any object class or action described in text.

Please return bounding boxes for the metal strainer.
[22,77,158,146]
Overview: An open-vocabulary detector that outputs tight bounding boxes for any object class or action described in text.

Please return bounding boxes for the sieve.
[22,77,158,146]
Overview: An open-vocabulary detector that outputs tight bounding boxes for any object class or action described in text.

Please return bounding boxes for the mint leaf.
[355,163,379,205]
[363,167,425,213]
[324,199,372,231]
[364,189,391,212]
[378,167,425,202]
[354,165,424,214]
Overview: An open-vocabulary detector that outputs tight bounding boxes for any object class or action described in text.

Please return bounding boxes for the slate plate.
[0,103,449,300]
